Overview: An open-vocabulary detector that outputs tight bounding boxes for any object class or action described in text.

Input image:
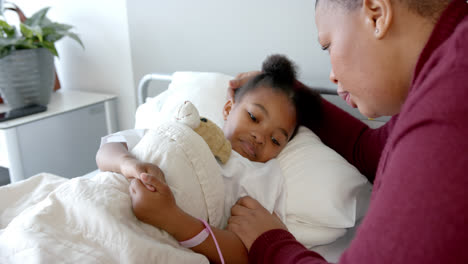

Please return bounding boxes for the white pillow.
[135,89,172,129]
[134,71,372,247]
[279,126,372,247]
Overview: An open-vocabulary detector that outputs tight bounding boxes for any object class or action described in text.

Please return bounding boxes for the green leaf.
[20,24,33,38]
[0,19,16,38]
[41,23,75,43]
[41,16,53,27]
[6,37,39,50]
[65,32,84,48]
[25,7,50,27]
[1,5,83,57]
[41,40,58,57]
[19,38,37,48]
[0,20,12,30]
[20,23,43,43]
[0,20,8,28]
[44,33,63,43]
[47,22,73,32]
[0,37,21,47]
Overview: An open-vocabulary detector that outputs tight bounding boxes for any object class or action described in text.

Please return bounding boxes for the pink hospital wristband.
[179,226,210,248]
[179,218,225,264]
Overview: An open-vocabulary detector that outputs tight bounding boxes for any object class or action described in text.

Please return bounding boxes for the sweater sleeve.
[337,116,468,263]
[249,229,327,264]
[311,98,394,182]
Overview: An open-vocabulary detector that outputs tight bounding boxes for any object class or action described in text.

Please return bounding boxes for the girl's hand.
[227,71,261,100]
[120,157,165,191]
[227,196,288,251]
[129,174,179,231]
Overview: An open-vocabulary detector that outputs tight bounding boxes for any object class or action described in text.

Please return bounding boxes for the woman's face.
[222,86,297,163]
[315,1,411,118]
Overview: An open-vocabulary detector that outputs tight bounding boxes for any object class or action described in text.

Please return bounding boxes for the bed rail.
[137,73,173,105]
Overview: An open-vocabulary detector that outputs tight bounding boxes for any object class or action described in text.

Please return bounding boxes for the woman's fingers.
[227,71,262,100]
[236,196,263,209]
[140,173,170,194]
[230,71,261,88]
[231,203,251,217]
[146,165,166,183]
[226,215,242,232]
[231,196,258,217]
[129,178,145,197]
[228,203,288,251]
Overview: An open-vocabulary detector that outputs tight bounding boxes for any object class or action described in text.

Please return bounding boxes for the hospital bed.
[133,72,379,262]
[0,72,382,263]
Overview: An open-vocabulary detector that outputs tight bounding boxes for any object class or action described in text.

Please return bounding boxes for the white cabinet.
[0,90,118,182]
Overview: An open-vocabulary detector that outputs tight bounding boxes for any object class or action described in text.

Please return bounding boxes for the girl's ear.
[223,99,234,121]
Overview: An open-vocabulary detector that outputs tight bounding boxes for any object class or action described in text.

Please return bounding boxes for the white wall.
[126,0,335,95]
[7,0,136,130]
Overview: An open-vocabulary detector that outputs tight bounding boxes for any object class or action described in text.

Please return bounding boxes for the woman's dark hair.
[234,54,323,137]
[315,0,450,21]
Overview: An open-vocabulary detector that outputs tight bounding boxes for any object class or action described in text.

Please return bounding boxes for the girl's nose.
[251,131,265,145]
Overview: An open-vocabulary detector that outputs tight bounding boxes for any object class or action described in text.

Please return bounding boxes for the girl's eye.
[272,137,280,146]
[248,112,257,122]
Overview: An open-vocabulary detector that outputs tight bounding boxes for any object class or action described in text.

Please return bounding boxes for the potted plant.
[0,2,83,109]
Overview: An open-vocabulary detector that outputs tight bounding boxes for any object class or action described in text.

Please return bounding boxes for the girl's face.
[223,86,297,163]
[315,1,413,118]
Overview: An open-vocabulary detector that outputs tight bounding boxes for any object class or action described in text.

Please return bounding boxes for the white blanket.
[0,172,210,263]
[0,116,229,263]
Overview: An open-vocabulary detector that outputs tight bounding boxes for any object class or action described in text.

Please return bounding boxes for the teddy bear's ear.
[174,101,200,129]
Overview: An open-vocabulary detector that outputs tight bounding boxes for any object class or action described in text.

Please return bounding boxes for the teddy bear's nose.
[200,118,208,122]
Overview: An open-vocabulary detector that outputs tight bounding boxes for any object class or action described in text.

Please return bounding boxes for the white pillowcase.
[134,71,372,247]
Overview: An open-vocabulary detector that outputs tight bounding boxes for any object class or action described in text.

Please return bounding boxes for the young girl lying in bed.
[96,54,322,263]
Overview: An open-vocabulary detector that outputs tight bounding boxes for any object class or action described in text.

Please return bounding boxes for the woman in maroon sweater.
[227,0,468,263]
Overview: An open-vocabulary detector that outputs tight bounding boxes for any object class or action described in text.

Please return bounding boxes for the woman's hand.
[120,157,165,191]
[227,196,288,251]
[129,174,179,231]
[227,71,261,100]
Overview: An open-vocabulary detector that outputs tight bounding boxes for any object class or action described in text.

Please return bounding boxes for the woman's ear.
[223,99,234,121]
[362,0,393,39]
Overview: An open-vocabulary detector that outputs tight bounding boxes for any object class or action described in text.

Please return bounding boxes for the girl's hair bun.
[262,54,297,84]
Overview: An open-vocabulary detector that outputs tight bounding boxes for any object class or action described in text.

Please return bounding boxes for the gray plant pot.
[0,48,55,109]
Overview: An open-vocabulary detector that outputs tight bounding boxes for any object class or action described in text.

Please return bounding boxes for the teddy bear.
[130,101,230,228]
[174,101,231,164]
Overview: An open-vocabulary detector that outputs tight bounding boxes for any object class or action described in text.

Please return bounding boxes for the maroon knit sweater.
[249,1,468,263]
